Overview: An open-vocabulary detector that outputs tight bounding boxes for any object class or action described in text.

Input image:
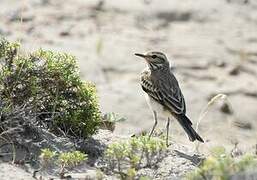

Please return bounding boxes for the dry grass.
[195,93,230,153]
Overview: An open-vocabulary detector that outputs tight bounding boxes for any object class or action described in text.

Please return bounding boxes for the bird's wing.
[141,74,186,115]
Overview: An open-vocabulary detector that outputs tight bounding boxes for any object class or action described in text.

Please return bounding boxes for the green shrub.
[58,151,87,178]
[40,148,57,166]
[186,147,257,180]
[39,149,87,178]
[58,151,87,168]
[0,37,100,138]
[105,135,167,178]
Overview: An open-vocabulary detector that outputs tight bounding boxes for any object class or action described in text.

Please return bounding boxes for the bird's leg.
[149,110,158,138]
[166,117,170,146]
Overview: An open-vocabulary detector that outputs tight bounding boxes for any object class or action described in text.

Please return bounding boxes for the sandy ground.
[1,0,257,154]
[0,163,35,180]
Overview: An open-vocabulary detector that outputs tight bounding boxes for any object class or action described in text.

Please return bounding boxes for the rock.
[220,102,233,114]
[216,60,227,68]
[59,31,70,37]
[32,129,75,153]
[229,65,241,76]
[94,0,105,11]
[233,120,252,130]
[230,142,243,157]
[156,11,192,22]
[226,0,250,4]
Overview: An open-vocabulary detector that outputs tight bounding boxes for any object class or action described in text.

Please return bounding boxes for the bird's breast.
[144,93,171,118]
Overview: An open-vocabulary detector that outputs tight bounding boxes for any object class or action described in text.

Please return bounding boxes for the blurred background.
[1,0,257,151]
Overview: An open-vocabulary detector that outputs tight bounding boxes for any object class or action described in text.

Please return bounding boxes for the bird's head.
[135,51,169,71]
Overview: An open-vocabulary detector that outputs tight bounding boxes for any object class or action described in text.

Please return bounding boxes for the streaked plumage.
[135,51,204,143]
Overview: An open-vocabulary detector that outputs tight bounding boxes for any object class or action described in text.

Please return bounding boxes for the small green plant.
[39,148,57,167]
[104,112,126,123]
[186,147,257,180]
[105,141,129,172]
[58,151,87,168]
[0,38,101,138]
[39,149,87,178]
[105,135,167,178]
[100,112,126,131]
[58,151,87,178]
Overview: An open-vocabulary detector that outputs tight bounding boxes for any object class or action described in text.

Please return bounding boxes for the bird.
[135,51,204,146]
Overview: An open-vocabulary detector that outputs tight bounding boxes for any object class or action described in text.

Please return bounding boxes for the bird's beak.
[135,53,147,58]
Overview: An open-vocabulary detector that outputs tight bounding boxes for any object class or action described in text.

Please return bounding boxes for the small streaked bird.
[135,51,204,146]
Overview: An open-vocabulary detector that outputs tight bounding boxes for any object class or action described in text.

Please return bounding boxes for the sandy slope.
[0,130,202,179]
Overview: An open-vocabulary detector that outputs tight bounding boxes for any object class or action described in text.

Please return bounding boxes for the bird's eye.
[152,55,157,59]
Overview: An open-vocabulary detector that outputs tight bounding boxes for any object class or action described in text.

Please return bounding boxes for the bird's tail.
[175,114,204,143]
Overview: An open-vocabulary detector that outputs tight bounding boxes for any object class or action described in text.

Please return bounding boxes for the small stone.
[229,65,240,76]
[233,120,252,130]
[216,60,226,68]
[220,102,233,114]
[59,31,70,36]
[231,143,243,157]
